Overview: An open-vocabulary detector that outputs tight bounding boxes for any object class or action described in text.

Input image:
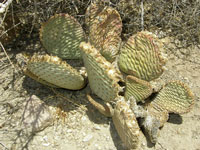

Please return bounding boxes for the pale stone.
[21,95,53,133]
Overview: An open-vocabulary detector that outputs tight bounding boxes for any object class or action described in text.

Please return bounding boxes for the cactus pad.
[118,31,166,81]
[151,81,194,114]
[26,54,86,90]
[80,42,123,102]
[86,4,122,62]
[24,68,59,88]
[125,75,153,103]
[85,2,104,27]
[40,14,85,59]
[112,100,141,149]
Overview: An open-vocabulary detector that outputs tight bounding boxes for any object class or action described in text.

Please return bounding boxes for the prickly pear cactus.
[27,54,86,90]
[118,31,166,81]
[86,3,122,62]
[85,2,104,26]
[40,14,85,59]
[24,68,59,88]
[21,3,195,149]
[151,81,194,114]
[125,75,153,102]
[142,81,194,143]
[80,42,123,102]
[112,100,141,149]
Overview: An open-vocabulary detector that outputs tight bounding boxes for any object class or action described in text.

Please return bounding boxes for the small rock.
[21,95,53,134]
[93,125,101,130]
[94,144,102,150]
[81,116,87,122]
[106,136,110,141]
[42,143,50,147]
[66,129,72,133]
[42,135,48,141]
[82,134,93,142]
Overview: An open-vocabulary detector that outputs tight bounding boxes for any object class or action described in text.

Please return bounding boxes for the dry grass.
[0,0,200,48]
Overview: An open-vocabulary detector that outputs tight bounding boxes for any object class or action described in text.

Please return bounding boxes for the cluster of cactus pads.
[24,2,194,150]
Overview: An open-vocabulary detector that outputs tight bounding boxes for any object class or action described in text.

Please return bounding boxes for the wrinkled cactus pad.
[118,31,166,81]
[26,54,86,90]
[86,4,122,62]
[112,100,141,149]
[40,14,85,59]
[141,81,194,144]
[125,75,153,103]
[80,42,123,102]
[151,81,194,114]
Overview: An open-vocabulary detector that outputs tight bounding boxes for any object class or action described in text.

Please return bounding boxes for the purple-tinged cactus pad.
[86,4,122,62]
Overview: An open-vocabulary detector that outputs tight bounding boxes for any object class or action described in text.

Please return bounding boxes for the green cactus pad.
[86,4,122,62]
[151,81,194,114]
[125,75,153,103]
[24,68,59,88]
[112,100,141,149]
[80,42,123,102]
[40,14,85,59]
[118,31,166,81]
[26,54,86,90]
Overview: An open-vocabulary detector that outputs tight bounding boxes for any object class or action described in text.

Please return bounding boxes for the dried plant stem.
[0,22,20,38]
[0,42,16,71]
[141,0,144,31]
[50,88,87,111]
[0,142,9,150]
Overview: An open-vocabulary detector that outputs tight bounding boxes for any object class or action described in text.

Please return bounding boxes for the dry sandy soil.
[0,32,200,150]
